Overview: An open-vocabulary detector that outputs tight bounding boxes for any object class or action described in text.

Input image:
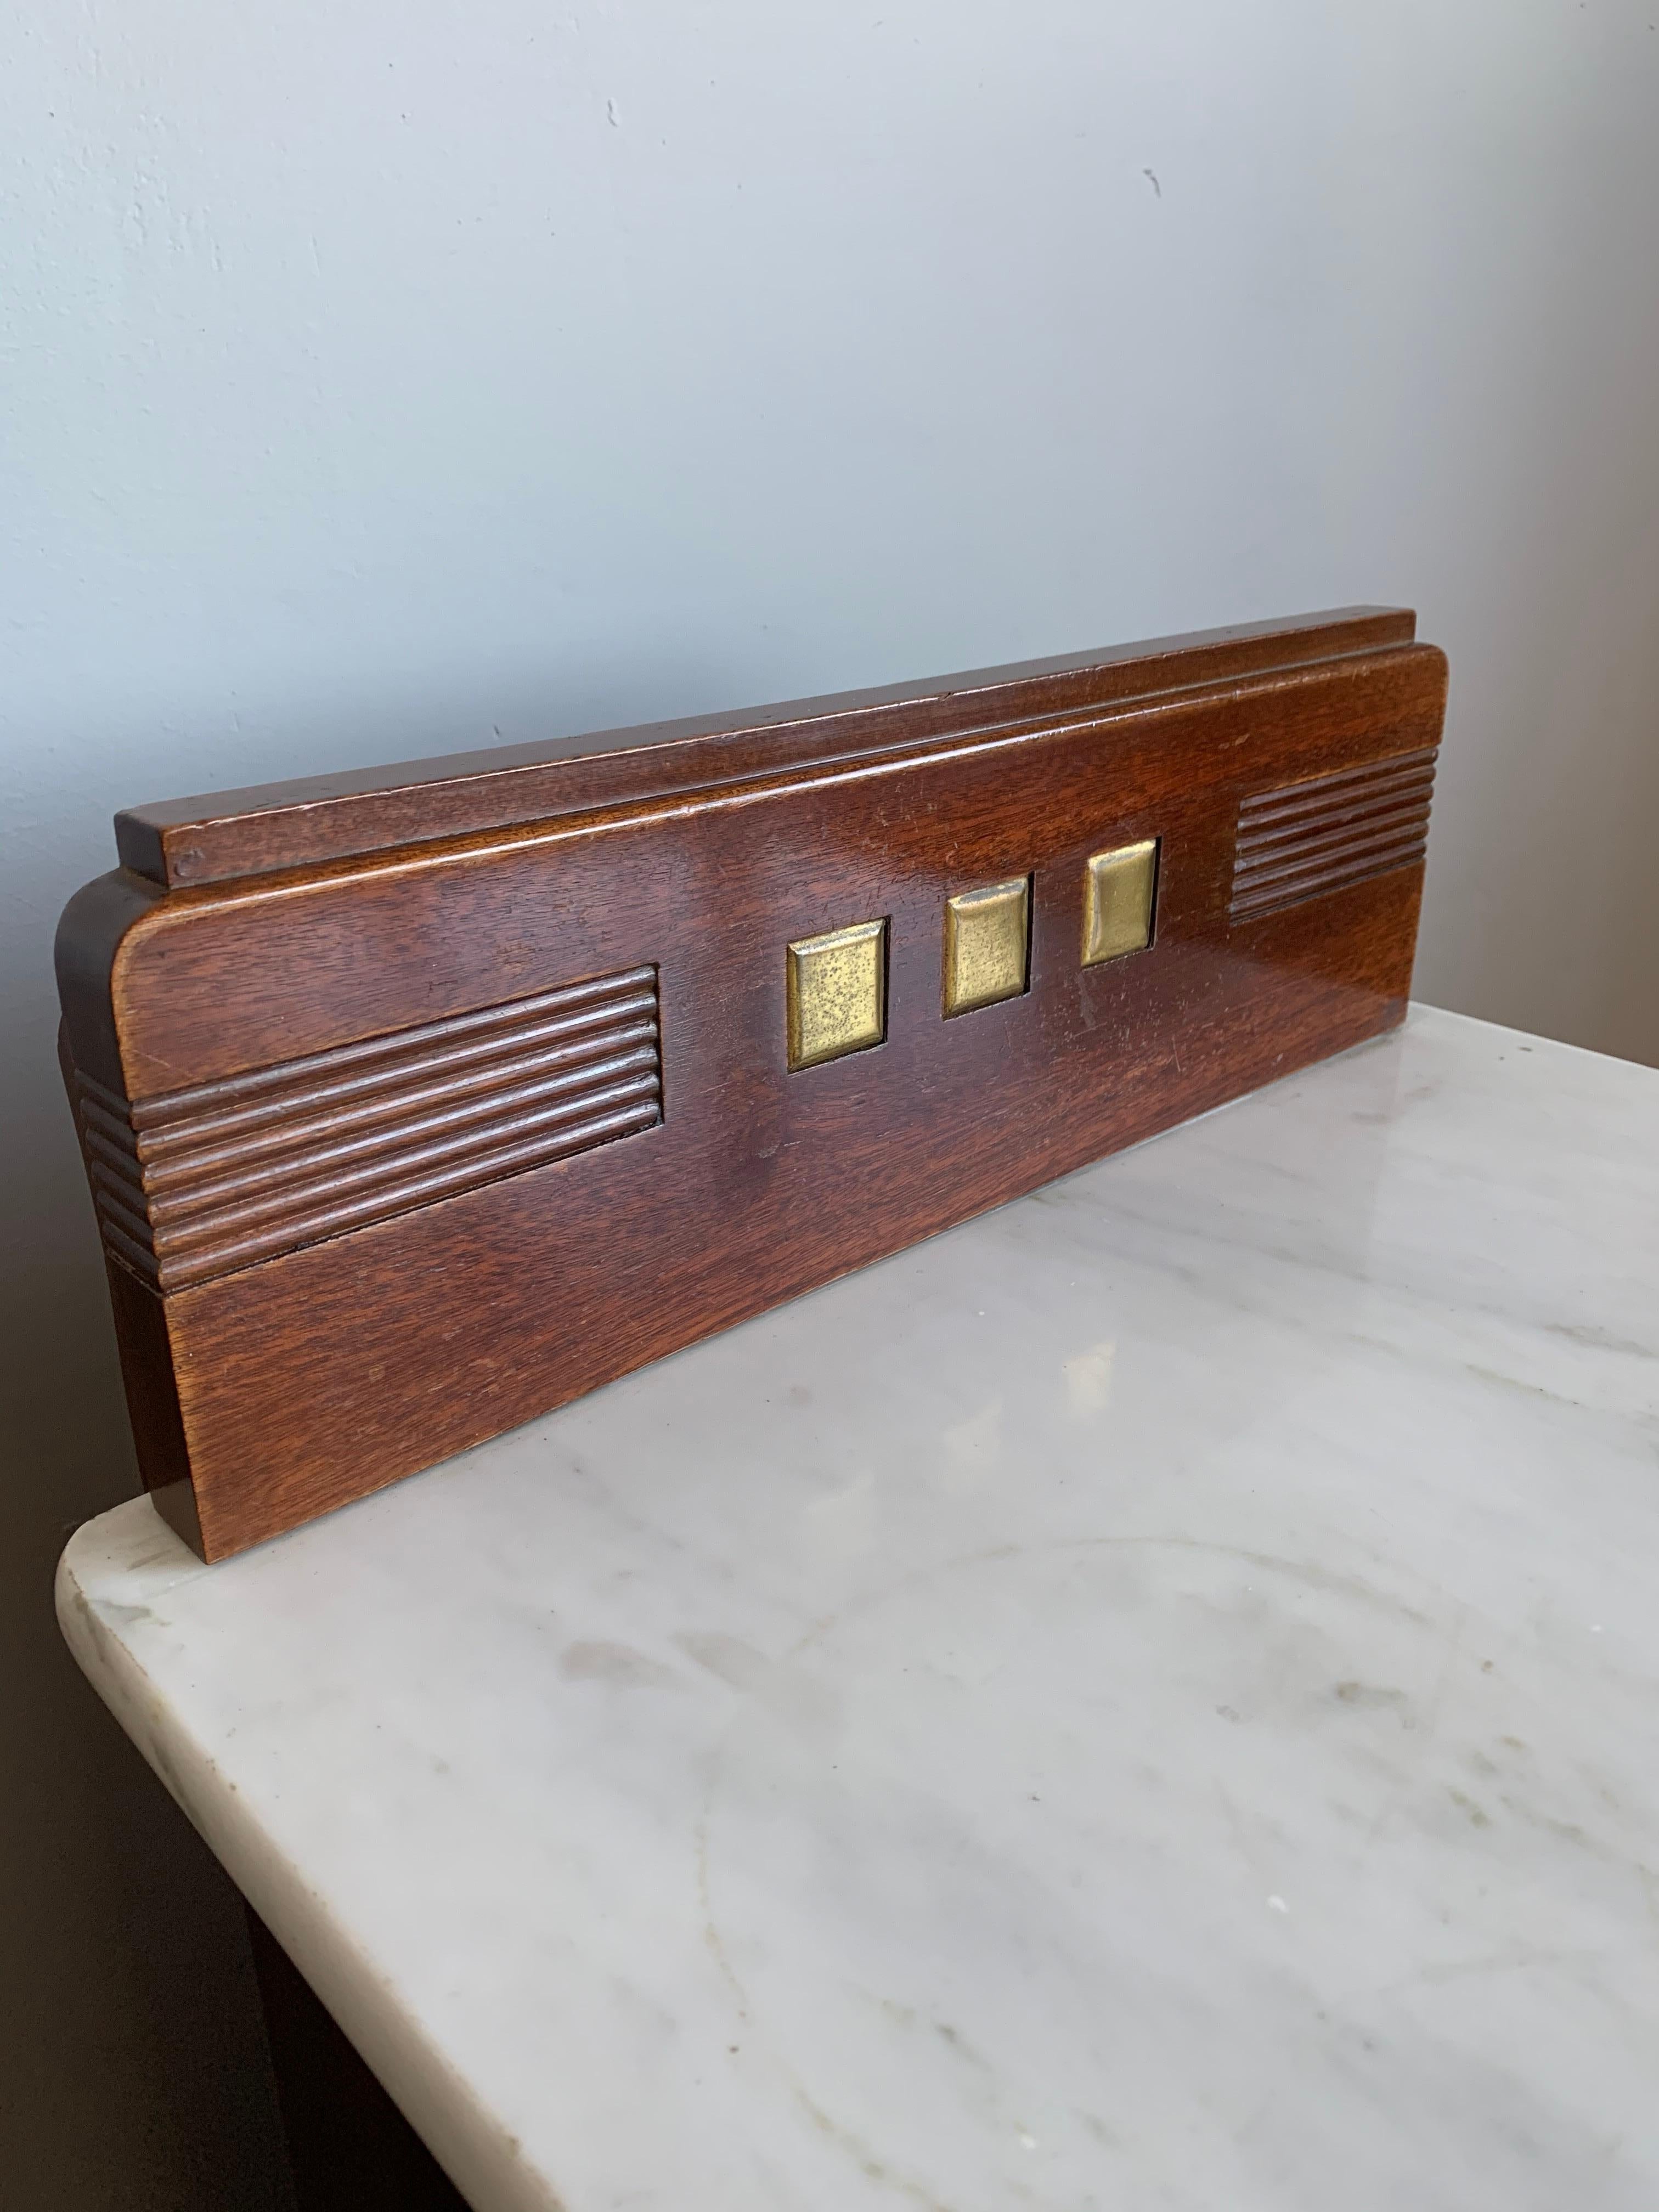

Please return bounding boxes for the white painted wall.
[4,2,1657,2201]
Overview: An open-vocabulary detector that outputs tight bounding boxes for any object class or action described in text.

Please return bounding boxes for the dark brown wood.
[246,1912,472,2211]
[113,606,1416,890]
[57,608,1448,1560]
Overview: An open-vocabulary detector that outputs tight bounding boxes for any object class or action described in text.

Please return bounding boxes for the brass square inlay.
[1082,839,1159,966]
[943,876,1030,1017]
[786,919,887,1071]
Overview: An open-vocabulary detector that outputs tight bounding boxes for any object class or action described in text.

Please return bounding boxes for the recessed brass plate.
[943,877,1030,1017]
[1082,839,1159,966]
[786,918,887,1070]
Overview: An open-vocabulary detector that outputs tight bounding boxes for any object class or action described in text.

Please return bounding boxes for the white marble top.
[59,1007,1659,2211]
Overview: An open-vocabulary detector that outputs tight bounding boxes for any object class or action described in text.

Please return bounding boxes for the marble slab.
[58,1006,1659,2211]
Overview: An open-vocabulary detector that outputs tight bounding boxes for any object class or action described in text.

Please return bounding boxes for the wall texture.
[3,1,1657,2201]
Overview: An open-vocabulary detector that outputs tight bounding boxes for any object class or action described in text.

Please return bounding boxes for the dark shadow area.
[249,1916,471,2212]
[0,1167,296,2208]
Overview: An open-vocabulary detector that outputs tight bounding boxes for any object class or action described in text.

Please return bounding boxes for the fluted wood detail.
[81,966,662,1290]
[1229,748,1437,923]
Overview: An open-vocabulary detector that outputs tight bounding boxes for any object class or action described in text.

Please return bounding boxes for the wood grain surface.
[57,608,1448,1560]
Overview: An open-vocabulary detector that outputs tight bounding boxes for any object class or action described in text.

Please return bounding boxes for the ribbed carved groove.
[1229,748,1437,923]
[80,966,662,1290]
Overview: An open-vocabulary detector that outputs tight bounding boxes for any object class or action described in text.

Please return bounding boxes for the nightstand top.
[59,1006,1659,2212]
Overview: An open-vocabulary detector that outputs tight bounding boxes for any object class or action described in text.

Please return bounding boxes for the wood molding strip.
[78,966,663,1293]
[1230,747,1437,922]
[112,607,1419,892]
[129,966,659,1130]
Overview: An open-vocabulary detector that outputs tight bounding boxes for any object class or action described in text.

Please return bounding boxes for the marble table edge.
[54,1532,558,2212]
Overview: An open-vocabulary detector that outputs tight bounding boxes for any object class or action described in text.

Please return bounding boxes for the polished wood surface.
[113,606,1417,891]
[57,608,1448,1560]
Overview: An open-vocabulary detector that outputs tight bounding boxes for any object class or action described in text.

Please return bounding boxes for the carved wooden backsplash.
[57,606,1447,1560]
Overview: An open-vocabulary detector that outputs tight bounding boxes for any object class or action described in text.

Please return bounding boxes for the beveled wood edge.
[114,606,1417,891]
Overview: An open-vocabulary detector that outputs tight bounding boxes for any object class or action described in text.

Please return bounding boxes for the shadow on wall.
[0,650,736,2210]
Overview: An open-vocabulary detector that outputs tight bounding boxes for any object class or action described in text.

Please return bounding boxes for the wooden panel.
[56,608,1449,1560]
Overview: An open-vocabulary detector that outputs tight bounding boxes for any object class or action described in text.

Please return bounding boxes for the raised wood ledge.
[114,606,1417,891]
